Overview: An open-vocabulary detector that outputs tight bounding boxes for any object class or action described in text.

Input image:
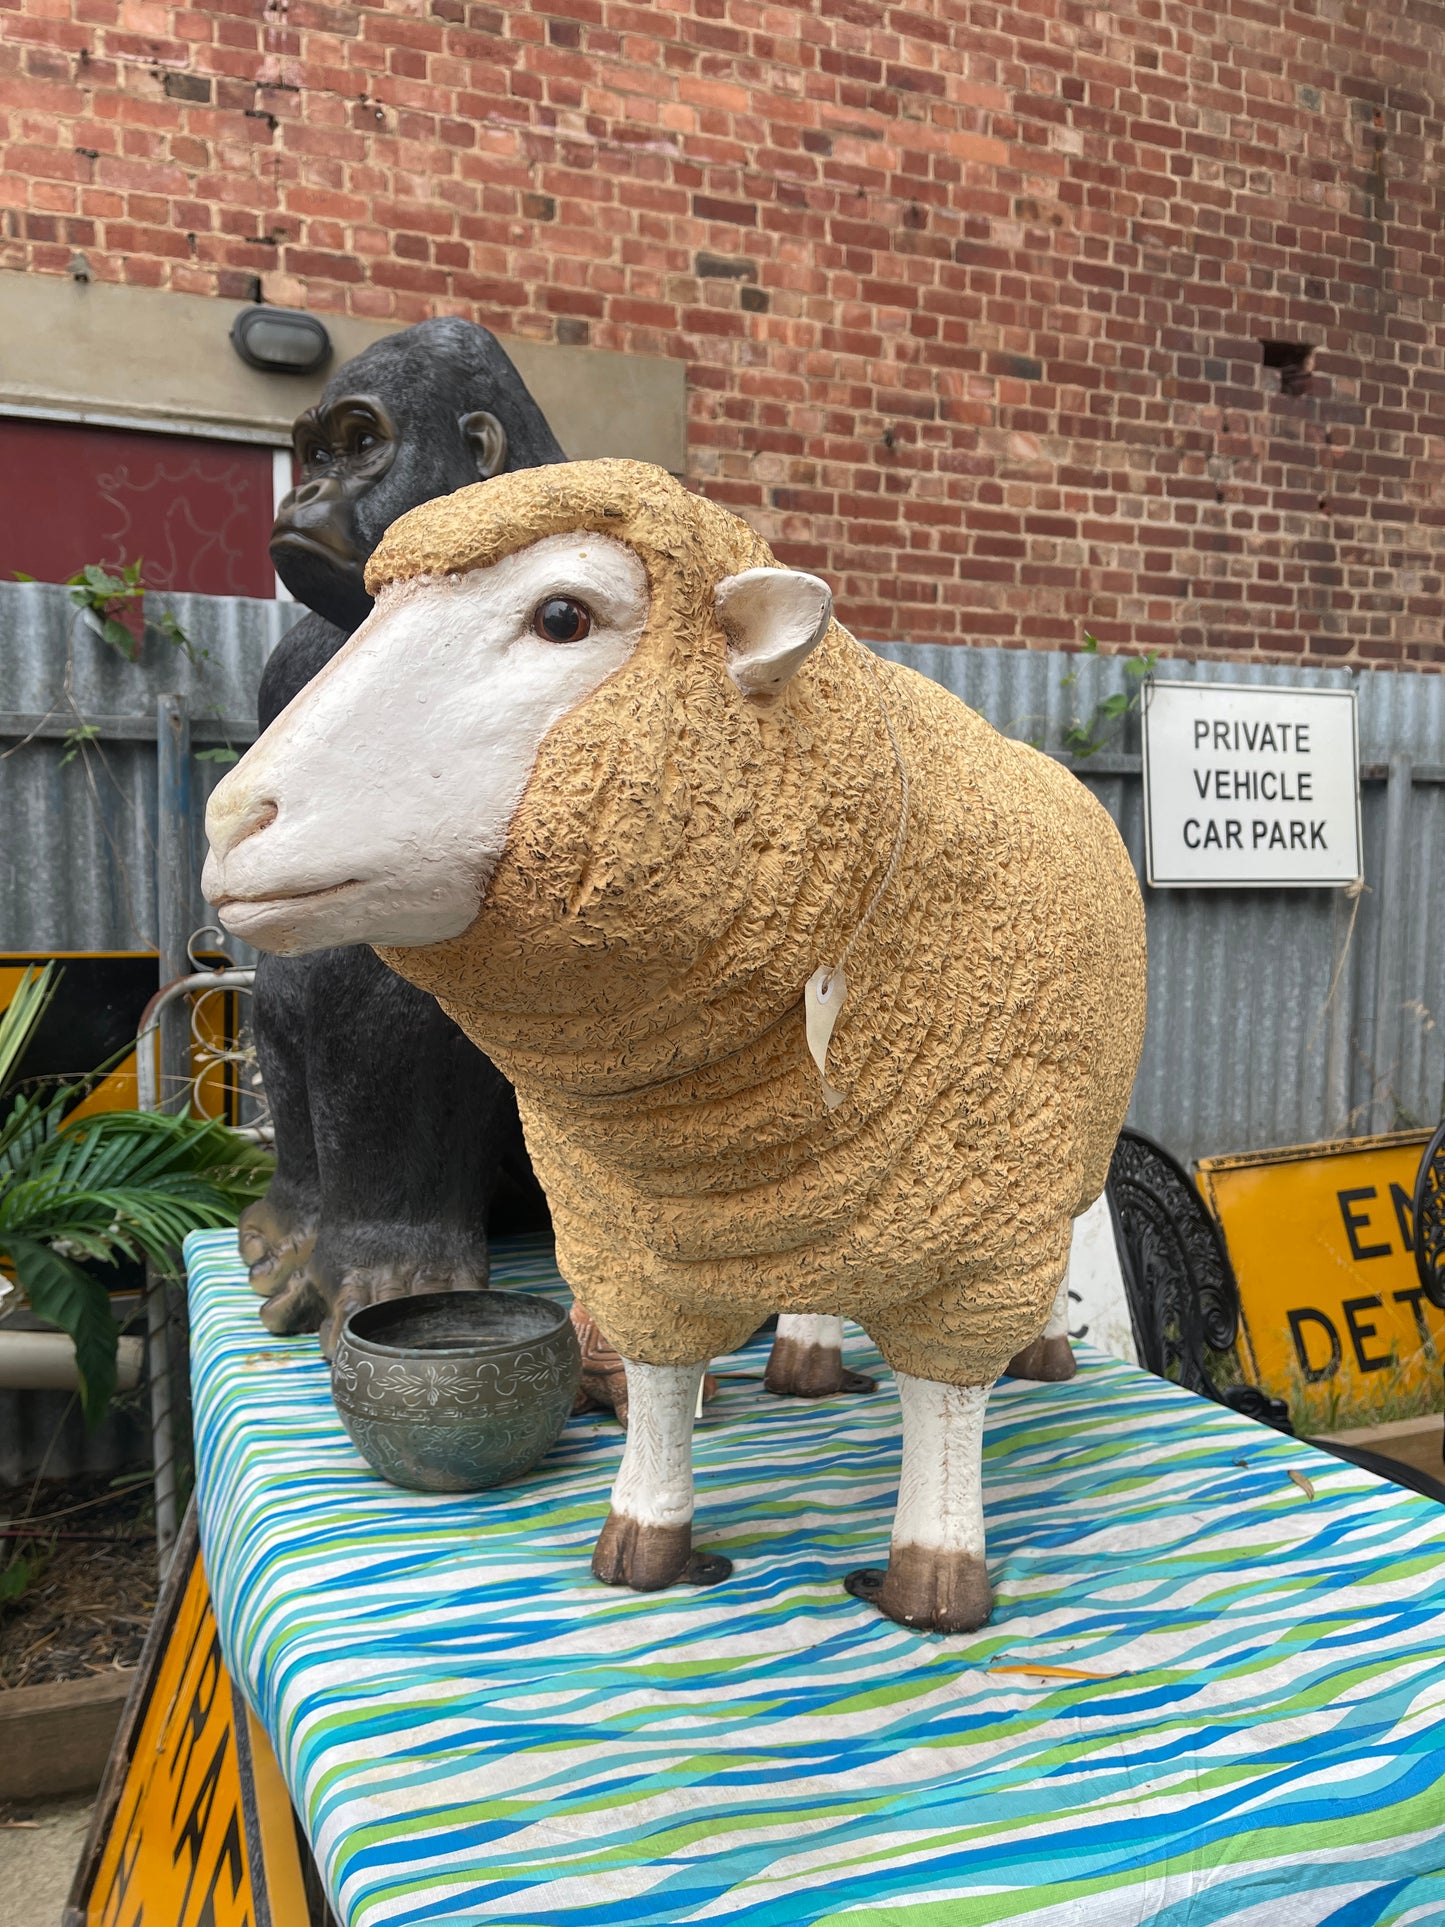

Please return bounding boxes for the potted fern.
[0,964,270,1422]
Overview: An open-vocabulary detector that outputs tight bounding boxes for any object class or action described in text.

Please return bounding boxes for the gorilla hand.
[238,1184,319,1300]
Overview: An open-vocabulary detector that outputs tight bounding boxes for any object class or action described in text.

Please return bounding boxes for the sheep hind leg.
[845,1374,993,1635]
[592,1360,732,1592]
[764,1314,876,1398]
[1005,1267,1076,1382]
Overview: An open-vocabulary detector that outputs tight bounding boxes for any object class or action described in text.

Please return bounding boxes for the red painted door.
[0,417,277,598]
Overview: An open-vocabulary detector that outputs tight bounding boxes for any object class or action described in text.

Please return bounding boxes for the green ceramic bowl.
[331,1291,581,1493]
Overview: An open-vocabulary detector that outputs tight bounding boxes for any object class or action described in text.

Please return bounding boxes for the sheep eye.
[533,597,592,643]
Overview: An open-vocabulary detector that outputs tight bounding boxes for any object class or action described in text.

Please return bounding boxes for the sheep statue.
[204,460,1147,1634]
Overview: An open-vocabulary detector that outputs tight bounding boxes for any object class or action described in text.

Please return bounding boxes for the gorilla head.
[270,317,567,631]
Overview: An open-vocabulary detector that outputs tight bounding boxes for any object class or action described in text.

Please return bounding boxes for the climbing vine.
[1060,632,1159,758]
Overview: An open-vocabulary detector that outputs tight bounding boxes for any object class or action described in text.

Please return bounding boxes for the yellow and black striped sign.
[64,1506,328,1927]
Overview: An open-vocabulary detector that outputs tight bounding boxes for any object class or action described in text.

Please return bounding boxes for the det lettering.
[1182,717,1326,854]
[1285,1184,1430,1383]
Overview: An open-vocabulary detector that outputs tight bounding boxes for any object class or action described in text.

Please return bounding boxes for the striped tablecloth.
[186,1229,1445,1927]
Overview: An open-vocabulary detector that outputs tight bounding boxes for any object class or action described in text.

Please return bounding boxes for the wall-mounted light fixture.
[230,305,332,376]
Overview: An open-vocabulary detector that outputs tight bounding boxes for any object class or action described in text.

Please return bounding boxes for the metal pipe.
[135,969,258,1115]
[149,695,192,1576]
[155,695,193,1118]
[0,1330,143,1393]
[144,1259,177,1574]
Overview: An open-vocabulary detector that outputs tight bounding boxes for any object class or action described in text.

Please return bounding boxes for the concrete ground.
[1,1795,92,1923]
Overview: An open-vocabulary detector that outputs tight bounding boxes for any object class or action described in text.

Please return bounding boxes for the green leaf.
[1,1233,118,1424]
[0,1555,33,1604]
[154,610,194,659]
[1124,655,1150,679]
[194,747,240,765]
[72,563,125,598]
[59,723,100,766]
[100,616,138,659]
[12,571,36,584]
[1080,633,1100,654]
[0,1108,270,1425]
[0,963,60,1098]
[1099,693,1131,718]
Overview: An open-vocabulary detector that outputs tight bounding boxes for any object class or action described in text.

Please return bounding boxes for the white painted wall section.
[1065,1193,1138,1364]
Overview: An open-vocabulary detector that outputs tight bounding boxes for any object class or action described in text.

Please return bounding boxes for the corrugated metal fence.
[878,642,1445,1164]
[1,580,1438,1164]
[1,580,299,955]
[2,581,1441,1477]
[1,583,299,1483]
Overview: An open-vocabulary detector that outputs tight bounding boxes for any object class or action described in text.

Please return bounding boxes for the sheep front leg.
[592,1360,733,1592]
[846,1373,993,1634]
[764,1313,876,1398]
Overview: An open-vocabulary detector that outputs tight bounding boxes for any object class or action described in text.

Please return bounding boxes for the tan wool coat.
[368,461,1148,1387]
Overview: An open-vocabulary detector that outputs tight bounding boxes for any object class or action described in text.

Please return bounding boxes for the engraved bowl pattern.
[331,1290,581,1492]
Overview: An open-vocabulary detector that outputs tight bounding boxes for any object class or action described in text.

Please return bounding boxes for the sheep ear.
[716,568,833,696]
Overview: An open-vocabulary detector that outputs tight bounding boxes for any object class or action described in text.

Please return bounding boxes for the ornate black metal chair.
[1105,1128,1291,1430]
[1105,1127,1445,1504]
[1413,1120,1445,1315]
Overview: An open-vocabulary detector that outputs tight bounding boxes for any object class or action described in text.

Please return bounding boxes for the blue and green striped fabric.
[186,1228,1445,1926]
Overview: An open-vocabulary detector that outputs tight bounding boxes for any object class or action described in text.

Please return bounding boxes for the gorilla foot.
[845,1546,993,1634]
[1005,1335,1077,1382]
[314,1258,491,1359]
[570,1306,721,1428]
[253,1252,490,1354]
[238,1194,317,1299]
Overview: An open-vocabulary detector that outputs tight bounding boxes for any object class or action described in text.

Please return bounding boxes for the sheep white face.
[203,533,651,954]
[204,528,834,957]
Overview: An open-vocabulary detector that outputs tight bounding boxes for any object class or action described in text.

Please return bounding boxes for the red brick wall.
[2,1,1442,666]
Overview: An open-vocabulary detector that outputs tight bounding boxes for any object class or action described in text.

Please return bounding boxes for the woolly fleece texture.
[366,461,1147,1386]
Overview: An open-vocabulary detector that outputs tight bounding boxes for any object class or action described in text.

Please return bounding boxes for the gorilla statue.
[241,318,557,1353]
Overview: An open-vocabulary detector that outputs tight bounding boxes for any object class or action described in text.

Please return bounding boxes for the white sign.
[1142,682,1361,888]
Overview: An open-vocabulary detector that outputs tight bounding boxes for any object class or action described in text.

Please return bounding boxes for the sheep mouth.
[212,878,366,915]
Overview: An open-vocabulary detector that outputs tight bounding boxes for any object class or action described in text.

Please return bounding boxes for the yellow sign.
[68,1510,313,1927]
[1197,1130,1438,1433]
[0,949,249,1130]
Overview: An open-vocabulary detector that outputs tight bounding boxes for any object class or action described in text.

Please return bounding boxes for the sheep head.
[203,461,834,959]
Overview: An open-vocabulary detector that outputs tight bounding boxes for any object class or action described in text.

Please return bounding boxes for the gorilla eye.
[533,597,592,643]
[310,446,333,466]
[355,432,376,452]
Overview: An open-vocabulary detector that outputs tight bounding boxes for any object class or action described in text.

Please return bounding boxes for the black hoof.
[845,1567,886,1601]
[847,1547,993,1632]
[764,1339,878,1400]
[682,1551,733,1587]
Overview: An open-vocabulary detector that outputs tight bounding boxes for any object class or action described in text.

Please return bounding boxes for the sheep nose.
[206,784,279,861]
